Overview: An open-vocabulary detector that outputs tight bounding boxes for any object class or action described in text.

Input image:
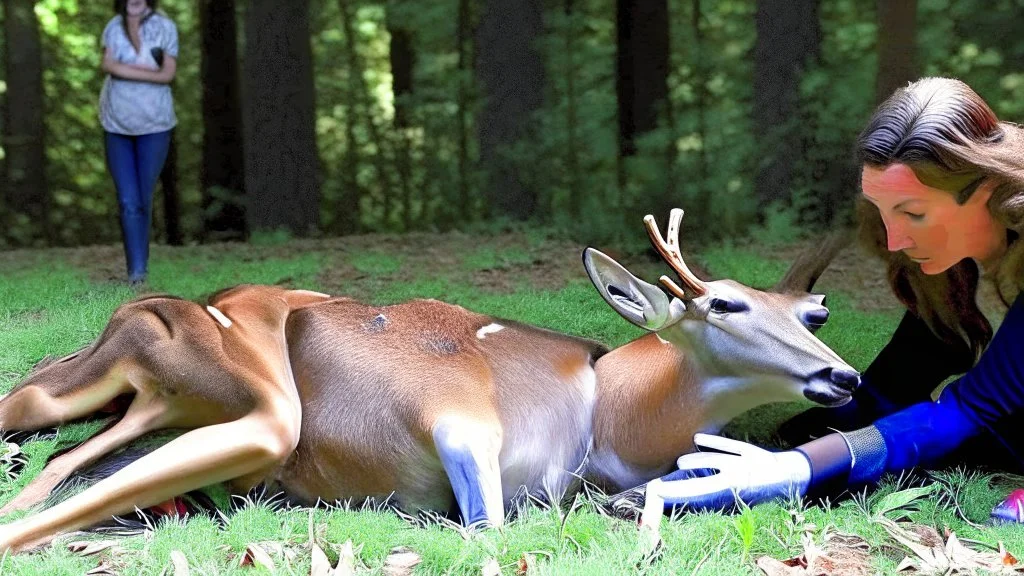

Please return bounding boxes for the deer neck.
[590,334,706,483]
[695,375,795,434]
[590,328,801,488]
[666,319,800,433]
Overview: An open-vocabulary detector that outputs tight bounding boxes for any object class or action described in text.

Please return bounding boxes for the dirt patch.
[2,232,1005,322]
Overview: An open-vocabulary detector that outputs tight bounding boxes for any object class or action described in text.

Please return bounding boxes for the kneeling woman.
[644,77,1024,522]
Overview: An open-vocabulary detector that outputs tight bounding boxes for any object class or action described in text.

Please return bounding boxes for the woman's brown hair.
[112,0,160,47]
[855,77,1024,362]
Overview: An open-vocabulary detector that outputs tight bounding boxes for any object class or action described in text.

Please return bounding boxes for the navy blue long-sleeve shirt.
[801,292,1024,490]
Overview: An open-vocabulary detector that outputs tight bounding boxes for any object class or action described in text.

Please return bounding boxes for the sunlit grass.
[0,234,1012,574]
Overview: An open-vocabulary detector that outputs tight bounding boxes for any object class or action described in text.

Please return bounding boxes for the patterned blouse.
[99,12,178,135]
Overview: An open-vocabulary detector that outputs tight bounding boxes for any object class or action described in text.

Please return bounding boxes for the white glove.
[642,433,811,519]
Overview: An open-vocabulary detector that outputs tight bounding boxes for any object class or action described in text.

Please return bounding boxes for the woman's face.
[126,0,149,17]
[861,163,1005,274]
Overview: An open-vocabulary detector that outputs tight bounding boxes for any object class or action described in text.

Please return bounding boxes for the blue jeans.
[104,130,172,281]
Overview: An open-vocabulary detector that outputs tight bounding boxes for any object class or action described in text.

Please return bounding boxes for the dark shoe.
[991,489,1024,523]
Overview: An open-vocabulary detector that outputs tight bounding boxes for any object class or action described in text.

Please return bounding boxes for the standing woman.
[633,77,1024,522]
[99,0,178,284]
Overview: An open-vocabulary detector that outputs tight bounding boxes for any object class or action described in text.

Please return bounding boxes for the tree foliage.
[1,0,1023,248]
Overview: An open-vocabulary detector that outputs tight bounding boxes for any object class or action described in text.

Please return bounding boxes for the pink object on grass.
[991,489,1024,524]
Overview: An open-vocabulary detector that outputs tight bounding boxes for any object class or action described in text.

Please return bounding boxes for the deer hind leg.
[0,391,171,517]
[0,373,133,433]
[0,411,293,554]
[432,414,505,528]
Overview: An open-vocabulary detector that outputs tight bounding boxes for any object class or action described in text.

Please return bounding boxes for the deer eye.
[709,298,746,314]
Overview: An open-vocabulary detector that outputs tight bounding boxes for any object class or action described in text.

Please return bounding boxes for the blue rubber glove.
[645,433,812,515]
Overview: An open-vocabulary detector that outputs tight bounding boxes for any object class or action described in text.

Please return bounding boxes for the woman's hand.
[643,433,812,518]
[101,47,176,84]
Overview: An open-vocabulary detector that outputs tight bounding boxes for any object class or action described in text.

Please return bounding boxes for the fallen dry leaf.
[1002,543,1019,566]
[756,555,805,576]
[310,542,333,576]
[516,553,536,575]
[482,557,501,576]
[335,540,356,576]
[85,562,120,576]
[879,518,1024,575]
[239,543,277,571]
[307,541,356,573]
[169,550,190,576]
[756,530,872,576]
[383,546,422,576]
[68,539,123,557]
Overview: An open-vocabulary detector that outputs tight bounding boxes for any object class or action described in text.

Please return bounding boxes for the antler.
[643,209,708,300]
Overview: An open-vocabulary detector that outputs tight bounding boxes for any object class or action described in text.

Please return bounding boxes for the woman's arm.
[101,47,177,84]
[778,308,974,444]
[654,292,1024,511]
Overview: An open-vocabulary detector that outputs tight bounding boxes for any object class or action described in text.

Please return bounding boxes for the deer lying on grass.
[0,209,859,553]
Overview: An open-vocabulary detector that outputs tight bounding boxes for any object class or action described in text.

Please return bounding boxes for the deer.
[0,208,859,553]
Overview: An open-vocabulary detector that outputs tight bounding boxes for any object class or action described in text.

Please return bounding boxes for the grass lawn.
[0,229,1021,575]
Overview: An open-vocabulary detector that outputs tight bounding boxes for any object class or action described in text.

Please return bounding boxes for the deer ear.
[773,229,851,293]
[582,247,680,330]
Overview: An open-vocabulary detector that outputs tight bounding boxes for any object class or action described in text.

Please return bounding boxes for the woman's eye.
[905,212,925,221]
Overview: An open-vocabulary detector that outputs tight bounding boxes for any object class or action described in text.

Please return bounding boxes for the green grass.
[0,234,1016,575]
[460,245,534,271]
[349,250,404,277]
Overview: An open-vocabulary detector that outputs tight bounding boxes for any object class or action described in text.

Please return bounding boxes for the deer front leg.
[432,414,505,528]
[0,412,293,554]
[0,393,171,517]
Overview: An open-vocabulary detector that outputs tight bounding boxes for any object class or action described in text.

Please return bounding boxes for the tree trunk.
[474,0,545,221]
[199,0,247,242]
[388,10,415,230]
[456,0,471,221]
[753,0,820,209]
[691,0,709,223]
[616,0,670,158]
[565,0,580,217]
[615,0,671,222]
[876,0,917,104]
[160,129,183,245]
[243,0,320,236]
[2,0,49,244]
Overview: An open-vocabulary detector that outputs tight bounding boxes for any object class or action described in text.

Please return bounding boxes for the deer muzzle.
[802,366,861,407]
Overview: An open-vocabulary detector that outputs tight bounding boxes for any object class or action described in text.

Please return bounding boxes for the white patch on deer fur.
[476,323,505,339]
[498,363,596,507]
[433,414,506,526]
[293,289,331,298]
[698,375,799,435]
[586,448,666,494]
[579,360,598,406]
[206,306,233,328]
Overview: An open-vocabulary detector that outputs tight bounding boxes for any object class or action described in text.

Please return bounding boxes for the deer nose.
[829,368,860,393]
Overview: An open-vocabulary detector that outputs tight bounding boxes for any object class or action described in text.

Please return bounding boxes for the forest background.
[1,0,1022,250]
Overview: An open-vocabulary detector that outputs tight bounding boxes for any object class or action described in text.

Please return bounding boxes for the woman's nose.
[884,219,914,252]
